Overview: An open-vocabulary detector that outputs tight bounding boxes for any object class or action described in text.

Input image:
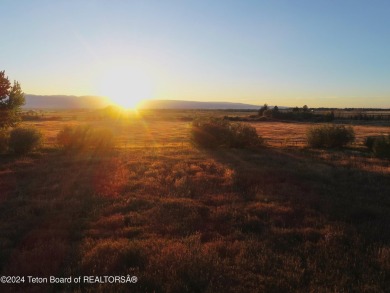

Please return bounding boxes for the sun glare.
[97,66,154,109]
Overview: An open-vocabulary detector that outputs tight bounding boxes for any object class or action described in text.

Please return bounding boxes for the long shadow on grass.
[0,151,112,293]
[201,146,390,291]
[206,147,390,243]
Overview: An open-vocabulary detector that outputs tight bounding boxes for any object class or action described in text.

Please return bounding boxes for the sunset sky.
[2,0,390,108]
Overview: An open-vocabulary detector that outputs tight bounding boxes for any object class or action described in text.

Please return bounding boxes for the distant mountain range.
[137,99,263,109]
[24,95,265,110]
[24,95,111,109]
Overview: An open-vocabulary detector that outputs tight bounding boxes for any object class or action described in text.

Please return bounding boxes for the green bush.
[9,127,43,155]
[191,118,263,149]
[0,129,9,153]
[365,135,390,158]
[307,124,355,148]
[57,125,115,152]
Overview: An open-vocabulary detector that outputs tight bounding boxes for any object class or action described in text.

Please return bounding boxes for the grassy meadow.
[0,109,389,292]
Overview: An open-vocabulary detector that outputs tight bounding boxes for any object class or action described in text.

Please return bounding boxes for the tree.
[0,70,25,129]
[302,105,309,112]
[258,103,268,116]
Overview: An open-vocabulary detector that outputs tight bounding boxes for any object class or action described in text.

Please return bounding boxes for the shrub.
[229,122,264,148]
[9,127,43,155]
[191,118,230,148]
[364,136,377,151]
[57,125,115,152]
[307,124,355,148]
[262,109,274,118]
[191,118,263,149]
[365,135,390,158]
[373,137,390,158]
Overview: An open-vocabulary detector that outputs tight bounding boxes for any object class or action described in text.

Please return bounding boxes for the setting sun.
[96,66,154,109]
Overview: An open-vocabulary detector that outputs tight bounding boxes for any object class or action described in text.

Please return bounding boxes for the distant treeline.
[263,104,390,121]
[253,104,335,122]
[317,108,390,111]
[273,110,335,122]
[319,109,390,121]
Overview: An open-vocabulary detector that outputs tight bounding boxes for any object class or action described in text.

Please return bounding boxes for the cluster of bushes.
[306,124,355,148]
[0,127,42,155]
[57,125,115,152]
[0,125,116,155]
[365,135,390,158]
[191,118,263,149]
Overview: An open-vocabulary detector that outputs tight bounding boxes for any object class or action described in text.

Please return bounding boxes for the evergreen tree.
[0,70,25,129]
[258,103,268,116]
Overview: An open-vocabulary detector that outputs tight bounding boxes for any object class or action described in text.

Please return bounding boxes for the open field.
[22,109,390,148]
[1,110,389,292]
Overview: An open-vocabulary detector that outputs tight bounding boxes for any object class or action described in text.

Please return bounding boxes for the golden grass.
[24,111,390,150]
[250,121,390,147]
[0,110,389,292]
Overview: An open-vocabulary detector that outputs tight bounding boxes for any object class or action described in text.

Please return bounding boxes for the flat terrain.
[0,110,389,292]
[23,109,390,148]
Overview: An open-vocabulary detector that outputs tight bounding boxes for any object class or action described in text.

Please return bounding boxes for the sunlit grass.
[0,109,389,292]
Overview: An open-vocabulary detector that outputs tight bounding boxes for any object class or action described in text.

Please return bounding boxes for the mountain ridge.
[24,94,266,110]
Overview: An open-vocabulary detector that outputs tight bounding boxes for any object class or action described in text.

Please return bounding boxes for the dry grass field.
[0,110,389,292]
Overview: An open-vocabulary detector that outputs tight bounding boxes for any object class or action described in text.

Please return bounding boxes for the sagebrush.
[191,118,263,148]
[9,127,42,155]
[365,135,390,158]
[57,125,115,152]
[306,124,355,148]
